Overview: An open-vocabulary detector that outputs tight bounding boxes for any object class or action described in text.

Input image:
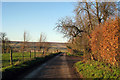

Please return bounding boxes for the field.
[2,52,50,68]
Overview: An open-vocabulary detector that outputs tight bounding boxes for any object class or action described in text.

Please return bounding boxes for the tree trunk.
[10,49,13,65]
[86,2,93,32]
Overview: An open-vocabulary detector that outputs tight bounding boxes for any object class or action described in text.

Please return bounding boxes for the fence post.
[10,49,13,65]
[34,49,36,58]
[30,51,31,59]
[22,51,24,61]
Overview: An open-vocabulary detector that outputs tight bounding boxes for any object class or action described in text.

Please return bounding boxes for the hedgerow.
[90,18,120,66]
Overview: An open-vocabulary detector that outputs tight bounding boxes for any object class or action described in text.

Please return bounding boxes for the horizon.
[9,40,68,43]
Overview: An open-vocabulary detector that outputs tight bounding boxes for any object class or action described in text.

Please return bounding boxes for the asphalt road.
[21,53,81,79]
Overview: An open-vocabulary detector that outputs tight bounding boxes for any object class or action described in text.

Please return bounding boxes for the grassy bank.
[74,60,120,79]
[2,52,61,80]
[66,52,83,57]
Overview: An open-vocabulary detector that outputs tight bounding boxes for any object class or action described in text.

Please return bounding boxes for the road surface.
[21,53,81,79]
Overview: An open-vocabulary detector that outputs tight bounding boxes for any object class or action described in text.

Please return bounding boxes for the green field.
[2,52,50,68]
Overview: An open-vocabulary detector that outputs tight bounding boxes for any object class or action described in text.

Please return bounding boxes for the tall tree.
[38,33,47,55]
[21,31,30,60]
[55,2,117,58]
[0,32,10,53]
[0,33,6,53]
[75,2,117,31]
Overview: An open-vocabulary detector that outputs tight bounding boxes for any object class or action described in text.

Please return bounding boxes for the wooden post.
[34,49,36,58]
[10,49,13,65]
[22,51,24,61]
[43,48,44,55]
[34,42,36,58]
[30,51,31,59]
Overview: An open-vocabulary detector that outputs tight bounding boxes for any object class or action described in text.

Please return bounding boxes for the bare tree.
[55,2,117,59]
[75,2,117,26]
[0,32,6,53]
[38,33,46,52]
[21,31,30,61]
[0,32,10,53]
[74,2,117,59]
[38,33,47,55]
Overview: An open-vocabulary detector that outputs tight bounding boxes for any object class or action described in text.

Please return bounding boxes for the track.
[20,53,81,79]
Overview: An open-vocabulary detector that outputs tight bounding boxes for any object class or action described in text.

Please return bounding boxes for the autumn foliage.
[90,18,120,65]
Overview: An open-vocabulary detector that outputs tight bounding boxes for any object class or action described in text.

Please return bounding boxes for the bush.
[90,18,120,65]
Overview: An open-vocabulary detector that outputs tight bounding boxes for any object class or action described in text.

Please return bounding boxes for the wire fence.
[2,51,52,68]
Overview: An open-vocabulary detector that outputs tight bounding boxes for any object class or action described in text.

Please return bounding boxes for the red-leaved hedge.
[90,18,120,65]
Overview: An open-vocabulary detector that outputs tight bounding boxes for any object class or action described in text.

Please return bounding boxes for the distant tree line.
[0,31,51,65]
[0,31,50,55]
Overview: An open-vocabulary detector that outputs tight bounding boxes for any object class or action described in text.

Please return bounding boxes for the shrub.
[90,18,120,65]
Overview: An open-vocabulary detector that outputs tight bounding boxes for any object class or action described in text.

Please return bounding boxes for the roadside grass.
[66,52,83,57]
[2,52,61,80]
[74,60,120,79]
[2,52,49,67]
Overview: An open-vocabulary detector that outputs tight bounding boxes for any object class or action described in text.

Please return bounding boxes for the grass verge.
[66,52,83,57]
[2,52,61,80]
[74,60,120,79]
